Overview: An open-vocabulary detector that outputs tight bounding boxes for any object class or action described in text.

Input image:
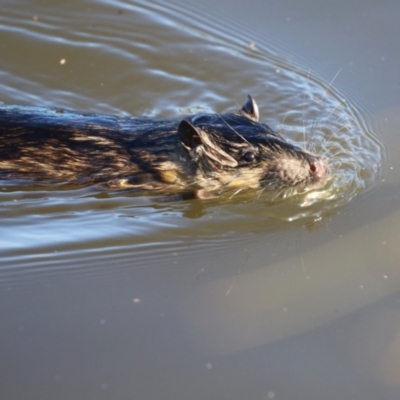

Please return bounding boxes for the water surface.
[1,1,400,400]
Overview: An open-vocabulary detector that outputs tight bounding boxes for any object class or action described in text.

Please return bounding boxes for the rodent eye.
[243,151,256,162]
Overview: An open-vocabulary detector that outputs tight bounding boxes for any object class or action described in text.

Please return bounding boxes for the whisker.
[281,106,297,129]
[320,68,342,102]
[302,69,312,146]
[307,102,345,149]
[303,68,344,151]
[256,187,266,200]
[326,151,343,161]
[229,187,244,199]
[334,151,360,164]
[217,114,251,145]
[324,124,351,144]
[323,143,340,156]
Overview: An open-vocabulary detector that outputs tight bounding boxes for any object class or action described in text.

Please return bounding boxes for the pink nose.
[310,158,328,181]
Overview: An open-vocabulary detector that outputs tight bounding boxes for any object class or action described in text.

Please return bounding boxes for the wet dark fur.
[0,96,327,196]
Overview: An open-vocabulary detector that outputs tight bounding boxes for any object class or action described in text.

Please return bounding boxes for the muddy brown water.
[1,1,400,399]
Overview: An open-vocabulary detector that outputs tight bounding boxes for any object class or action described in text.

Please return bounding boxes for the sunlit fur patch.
[217,168,266,190]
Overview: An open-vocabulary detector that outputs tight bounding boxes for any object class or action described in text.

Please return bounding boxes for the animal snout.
[309,157,328,181]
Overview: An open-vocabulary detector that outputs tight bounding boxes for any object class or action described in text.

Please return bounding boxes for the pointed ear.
[178,120,203,149]
[240,94,259,121]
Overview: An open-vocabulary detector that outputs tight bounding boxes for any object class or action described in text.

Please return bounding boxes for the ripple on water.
[0,0,384,274]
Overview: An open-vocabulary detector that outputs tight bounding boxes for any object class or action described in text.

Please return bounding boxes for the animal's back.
[0,106,181,185]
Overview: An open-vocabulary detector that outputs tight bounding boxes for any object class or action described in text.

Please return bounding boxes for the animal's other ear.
[240,94,259,122]
[178,120,204,149]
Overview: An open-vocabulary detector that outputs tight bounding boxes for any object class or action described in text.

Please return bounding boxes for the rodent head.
[178,95,328,192]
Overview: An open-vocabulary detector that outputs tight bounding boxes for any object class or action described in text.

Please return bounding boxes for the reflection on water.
[0,1,398,400]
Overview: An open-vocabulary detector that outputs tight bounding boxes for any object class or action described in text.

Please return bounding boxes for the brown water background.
[1,1,400,399]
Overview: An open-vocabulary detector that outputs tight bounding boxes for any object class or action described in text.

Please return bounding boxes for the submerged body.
[0,96,327,196]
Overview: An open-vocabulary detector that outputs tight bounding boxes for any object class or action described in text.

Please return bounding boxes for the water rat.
[0,95,327,197]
